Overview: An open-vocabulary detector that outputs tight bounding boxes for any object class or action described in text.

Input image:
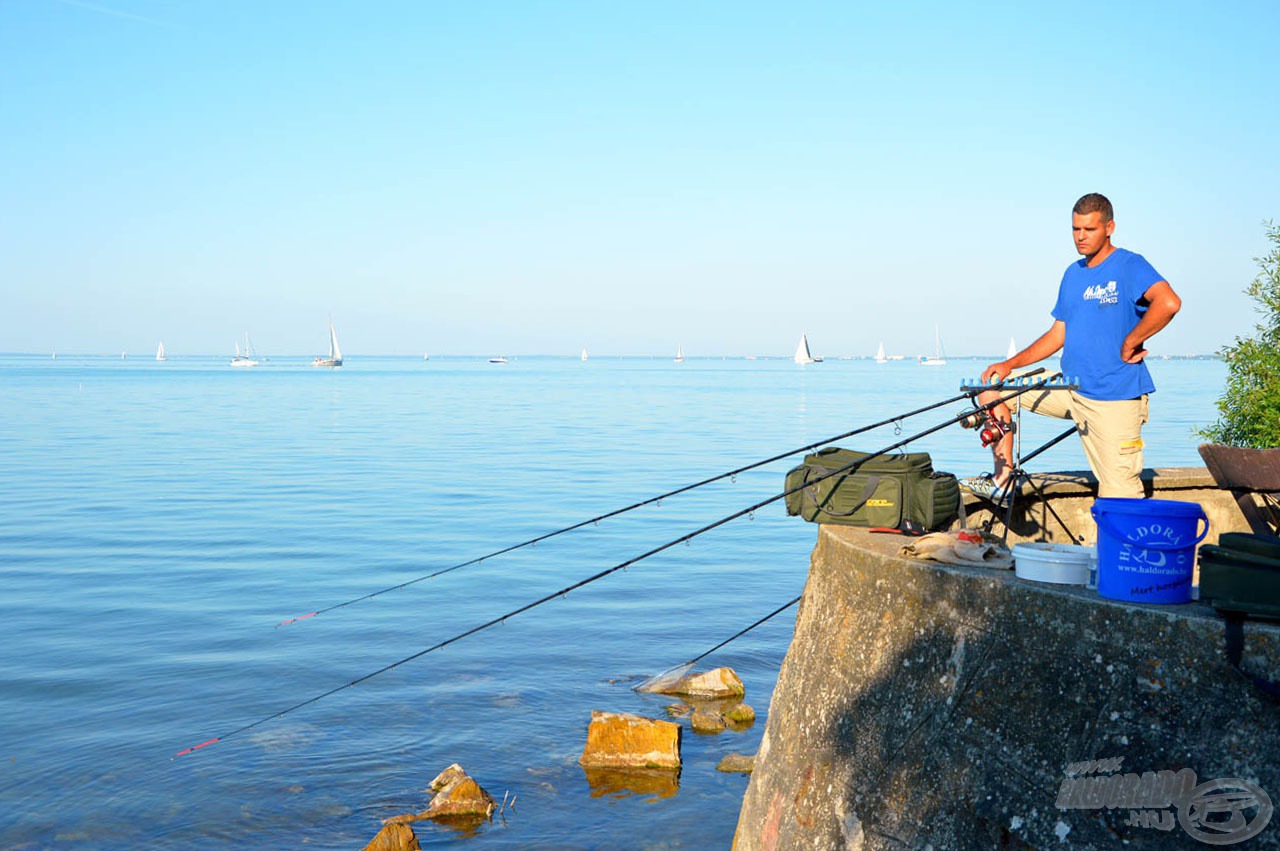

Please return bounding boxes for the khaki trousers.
[1009,388,1149,499]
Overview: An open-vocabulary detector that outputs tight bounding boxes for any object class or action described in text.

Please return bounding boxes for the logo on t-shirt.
[1084,281,1119,306]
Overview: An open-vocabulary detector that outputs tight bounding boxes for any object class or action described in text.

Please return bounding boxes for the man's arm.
[1121,281,1182,364]
[981,320,1066,383]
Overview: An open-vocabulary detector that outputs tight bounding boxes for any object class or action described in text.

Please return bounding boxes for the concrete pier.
[735,470,1280,849]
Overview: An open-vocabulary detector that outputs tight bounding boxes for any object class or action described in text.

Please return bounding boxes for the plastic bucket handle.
[1092,506,1209,552]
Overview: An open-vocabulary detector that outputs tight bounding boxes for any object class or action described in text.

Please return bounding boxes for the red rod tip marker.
[277,612,318,628]
[174,738,220,758]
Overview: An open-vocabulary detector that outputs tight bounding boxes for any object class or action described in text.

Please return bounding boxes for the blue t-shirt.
[1052,247,1162,401]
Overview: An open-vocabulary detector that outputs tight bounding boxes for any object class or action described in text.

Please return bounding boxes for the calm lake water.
[0,354,1224,849]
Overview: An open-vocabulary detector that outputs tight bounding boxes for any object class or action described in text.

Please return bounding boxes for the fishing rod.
[277,371,1045,627]
[177,374,1058,758]
[634,595,803,693]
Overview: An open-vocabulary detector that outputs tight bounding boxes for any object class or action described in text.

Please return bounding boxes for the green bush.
[1200,222,1280,448]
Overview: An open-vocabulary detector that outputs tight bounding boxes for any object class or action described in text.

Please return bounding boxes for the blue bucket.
[1091,498,1208,604]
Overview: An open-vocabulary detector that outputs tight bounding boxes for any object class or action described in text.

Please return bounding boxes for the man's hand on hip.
[1121,335,1148,364]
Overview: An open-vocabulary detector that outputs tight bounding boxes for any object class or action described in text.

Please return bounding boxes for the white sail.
[311,320,343,367]
[1007,337,1017,360]
[156,342,166,361]
[581,348,588,361]
[919,324,947,366]
[231,333,260,367]
[675,345,684,363]
[794,333,816,364]
[875,342,887,363]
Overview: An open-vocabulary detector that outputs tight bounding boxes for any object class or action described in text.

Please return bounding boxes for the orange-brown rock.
[363,822,421,851]
[383,764,496,824]
[578,710,681,770]
[421,767,495,819]
[427,763,469,792]
[661,666,746,698]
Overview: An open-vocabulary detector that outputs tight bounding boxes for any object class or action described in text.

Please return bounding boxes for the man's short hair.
[1073,193,1114,222]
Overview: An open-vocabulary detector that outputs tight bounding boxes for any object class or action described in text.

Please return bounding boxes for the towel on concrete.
[898,530,1013,569]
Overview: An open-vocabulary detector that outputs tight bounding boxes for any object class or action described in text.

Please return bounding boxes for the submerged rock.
[383,763,496,825]
[659,666,746,698]
[664,703,693,718]
[363,822,421,851]
[716,753,756,774]
[690,708,728,734]
[724,703,756,726]
[578,710,681,769]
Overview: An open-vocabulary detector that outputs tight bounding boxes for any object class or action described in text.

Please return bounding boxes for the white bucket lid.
[1012,542,1096,585]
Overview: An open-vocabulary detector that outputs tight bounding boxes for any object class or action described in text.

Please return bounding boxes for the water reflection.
[582,767,680,800]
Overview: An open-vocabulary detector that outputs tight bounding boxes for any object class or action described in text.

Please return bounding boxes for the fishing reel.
[958,407,1015,447]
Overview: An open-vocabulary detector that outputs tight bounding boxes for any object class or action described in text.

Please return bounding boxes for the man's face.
[1072,211,1115,257]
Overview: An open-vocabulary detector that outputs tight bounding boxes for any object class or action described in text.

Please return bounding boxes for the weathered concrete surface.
[734,525,1280,850]
[965,466,1249,549]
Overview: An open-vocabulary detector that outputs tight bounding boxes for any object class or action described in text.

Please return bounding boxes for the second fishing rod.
[175,373,1060,758]
[277,369,1047,628]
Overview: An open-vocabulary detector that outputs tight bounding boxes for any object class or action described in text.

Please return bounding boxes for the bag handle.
[802,472,883,518]
[1091,507,1209,551]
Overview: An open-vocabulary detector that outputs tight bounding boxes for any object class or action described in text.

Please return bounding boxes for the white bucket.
[1012,542,1096,586]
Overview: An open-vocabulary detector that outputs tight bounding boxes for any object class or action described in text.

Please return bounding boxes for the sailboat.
[311,319,343,367]
[794,333,821,364]
[156,341,167,361]
[674,345,684,363]
[1007,337,1018,360]
[231,333,260,367]
[875,341,887,364]
[581,348,589,362]
[919,324,947,366]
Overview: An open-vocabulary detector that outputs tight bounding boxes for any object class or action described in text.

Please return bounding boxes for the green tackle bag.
[1199,533,1280,621]
[784,446,961,531]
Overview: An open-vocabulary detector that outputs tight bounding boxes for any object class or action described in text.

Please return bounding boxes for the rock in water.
[421,768,496,819]
[661,667,746,698]
[716,753,756,774]
[363,822,421,851]
[724,703,756,726]
[578,710,681,769]
[426,763,469,792]
[384,764,496,824]
[690,708,728,734]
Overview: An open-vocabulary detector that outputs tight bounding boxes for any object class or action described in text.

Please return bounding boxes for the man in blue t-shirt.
[970,193,1183,500]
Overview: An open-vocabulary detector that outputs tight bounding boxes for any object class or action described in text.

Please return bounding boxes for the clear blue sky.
[3,0,1277,356]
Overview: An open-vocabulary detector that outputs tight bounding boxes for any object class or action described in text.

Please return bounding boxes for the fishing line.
[634,595,803,693]
[178,375,1057,758]
[277,377,1040,627]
